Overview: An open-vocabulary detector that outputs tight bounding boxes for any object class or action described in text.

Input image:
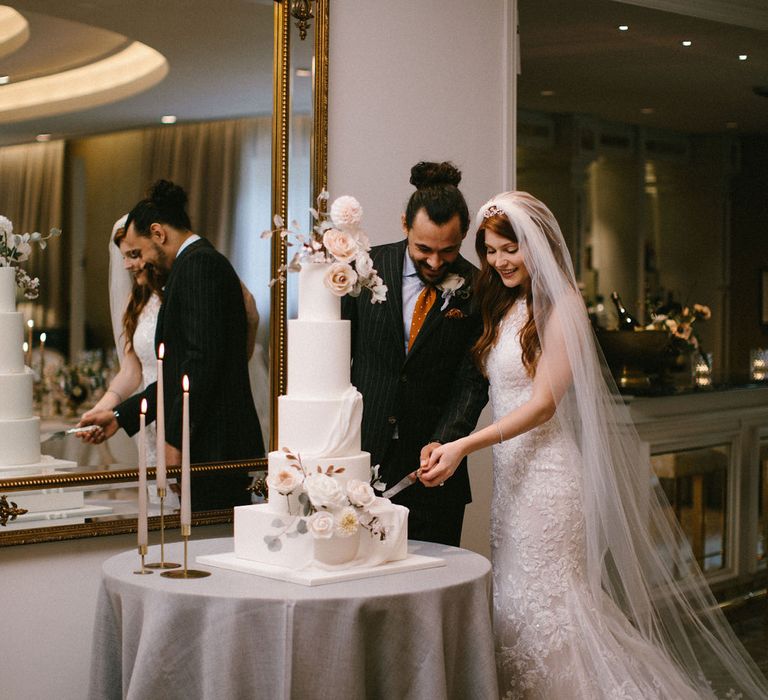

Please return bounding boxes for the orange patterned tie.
[408,285,437,351]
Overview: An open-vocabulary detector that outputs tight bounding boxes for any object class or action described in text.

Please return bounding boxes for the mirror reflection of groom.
[82,180,264,510]
[342,162,488,546]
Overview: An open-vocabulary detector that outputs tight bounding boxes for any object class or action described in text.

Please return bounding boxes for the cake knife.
[40,425,100,443]
[381,471,419,499]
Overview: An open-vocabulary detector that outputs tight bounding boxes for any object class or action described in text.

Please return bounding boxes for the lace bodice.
[131,294,160,465]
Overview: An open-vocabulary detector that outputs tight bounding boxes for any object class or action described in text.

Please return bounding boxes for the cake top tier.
[0,266,17,313]
[298,262,340,322]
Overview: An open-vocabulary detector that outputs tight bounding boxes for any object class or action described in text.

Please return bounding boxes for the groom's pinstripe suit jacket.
[117,238,263,509]
[342,239,488,508]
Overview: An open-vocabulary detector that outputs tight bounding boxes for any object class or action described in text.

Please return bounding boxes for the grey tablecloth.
[89,538,498,700]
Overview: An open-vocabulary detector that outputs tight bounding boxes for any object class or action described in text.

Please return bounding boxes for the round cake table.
[88,537,498,700]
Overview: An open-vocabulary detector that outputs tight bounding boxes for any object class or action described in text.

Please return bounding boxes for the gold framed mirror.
[0,0,329,545]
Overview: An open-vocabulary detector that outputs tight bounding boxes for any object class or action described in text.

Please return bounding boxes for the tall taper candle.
[138,398,148,548]
[156,343,166,491]
[180,375,190,528]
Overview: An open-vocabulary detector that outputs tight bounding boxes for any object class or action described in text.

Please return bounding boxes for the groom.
[342,162,488,546]
[82,182,263,509]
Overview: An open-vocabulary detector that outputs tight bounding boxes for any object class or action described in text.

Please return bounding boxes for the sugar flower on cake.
[324,261,358,296]
[308,511,335,539]
[304,473,348,511]
[267,469,303,496]
[335,507,360,537]
[262,191,386,303]
[0,215,61,299]
[346,479,376,509]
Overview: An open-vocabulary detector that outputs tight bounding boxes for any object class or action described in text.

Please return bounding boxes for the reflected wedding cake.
[232,263,409,571]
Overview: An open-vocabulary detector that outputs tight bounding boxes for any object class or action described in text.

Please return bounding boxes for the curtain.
[0,140,65,326]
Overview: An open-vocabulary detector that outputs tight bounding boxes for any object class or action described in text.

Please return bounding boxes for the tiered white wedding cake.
[0,265,85,520]
[232,263,409,572]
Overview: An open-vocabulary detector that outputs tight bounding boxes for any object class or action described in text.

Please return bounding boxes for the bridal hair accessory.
[262,192,388,303]
[482,204,504,219]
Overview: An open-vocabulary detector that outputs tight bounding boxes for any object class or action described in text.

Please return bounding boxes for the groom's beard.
[150,241,173,274]
[408,250,453,286]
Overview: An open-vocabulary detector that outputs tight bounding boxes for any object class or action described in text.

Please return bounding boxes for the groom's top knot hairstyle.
[405,161,469,235]
[126,179,192,237]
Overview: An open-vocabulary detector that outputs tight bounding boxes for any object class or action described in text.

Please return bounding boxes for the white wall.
[329,0,516,558]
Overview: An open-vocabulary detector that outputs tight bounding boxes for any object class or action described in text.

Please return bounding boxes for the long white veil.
[478,192,768,698]
[108,214,130,361]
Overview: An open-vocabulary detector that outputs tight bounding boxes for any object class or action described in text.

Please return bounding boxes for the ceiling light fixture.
[725,122,738,129]
[35,133,51,142]
[640,107,654,114]
[738,54,748,61]
[618,25,629,32]
[0,75,9,85]
[540,90,555,97]
[160,115,177,124]
[295,68,311,78]
[681,40,692,47]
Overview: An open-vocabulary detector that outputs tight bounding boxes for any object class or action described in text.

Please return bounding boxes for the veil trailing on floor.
[478,192,768,699]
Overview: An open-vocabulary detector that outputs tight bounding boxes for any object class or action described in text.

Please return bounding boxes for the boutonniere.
[437,273,471,311]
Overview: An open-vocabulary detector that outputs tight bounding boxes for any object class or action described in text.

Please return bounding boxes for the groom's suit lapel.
[153,238,210,349]
[378,240,406,353]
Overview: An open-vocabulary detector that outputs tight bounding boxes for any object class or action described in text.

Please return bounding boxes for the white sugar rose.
[305,473,347,510]
[346,479,376,508]
[267,469,302,495]
[330,195,363,228]
[335,507,360,537]
[354,251,373,279]
[309,511,335,539]
[323,228,358,263]
[324,262,358,297]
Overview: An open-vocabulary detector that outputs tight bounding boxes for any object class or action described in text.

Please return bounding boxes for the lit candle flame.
[27,319,34,328]
[22,341,28,353]
[182,374,189,392]
[140,398,148,415]
[158,342,165,360]
[40,332,46,343]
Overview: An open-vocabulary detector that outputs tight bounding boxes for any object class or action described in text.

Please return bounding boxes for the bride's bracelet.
[106,388,124,403]
[495,422,504,444]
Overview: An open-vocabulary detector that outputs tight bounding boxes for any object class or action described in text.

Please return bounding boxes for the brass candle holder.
[145,489,181,570]
[134,544,153,575]
[161,525,211,579]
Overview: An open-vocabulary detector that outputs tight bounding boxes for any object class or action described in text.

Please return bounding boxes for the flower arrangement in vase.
[263,192,387,303]
[0,215,61,299]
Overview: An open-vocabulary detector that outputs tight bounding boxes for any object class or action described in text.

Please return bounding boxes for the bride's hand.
[420,440,465,487]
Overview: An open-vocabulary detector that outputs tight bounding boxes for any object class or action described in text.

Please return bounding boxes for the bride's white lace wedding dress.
[132,294,161,466]
[487,298,701,700]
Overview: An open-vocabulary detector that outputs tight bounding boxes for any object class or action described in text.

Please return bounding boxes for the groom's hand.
[77,410,118,444]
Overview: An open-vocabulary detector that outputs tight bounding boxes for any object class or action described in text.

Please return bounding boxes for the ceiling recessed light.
[738,54,748,61]
[640,107,654,115]
[681,40,692,47]
[0,76,9,85]
[540,90,555,97]
[35,133,51,142]
[160,115,177,124]
[618,25,629,32]
[295,68,311,77]
[725,122,738,129]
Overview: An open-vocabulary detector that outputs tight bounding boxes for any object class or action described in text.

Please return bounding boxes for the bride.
[421,192,768,698]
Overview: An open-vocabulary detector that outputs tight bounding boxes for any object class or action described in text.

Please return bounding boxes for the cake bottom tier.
[0,416,40,465]
[234,499,408,571]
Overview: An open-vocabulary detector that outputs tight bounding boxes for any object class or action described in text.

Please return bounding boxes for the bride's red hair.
[471,213,540,376]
